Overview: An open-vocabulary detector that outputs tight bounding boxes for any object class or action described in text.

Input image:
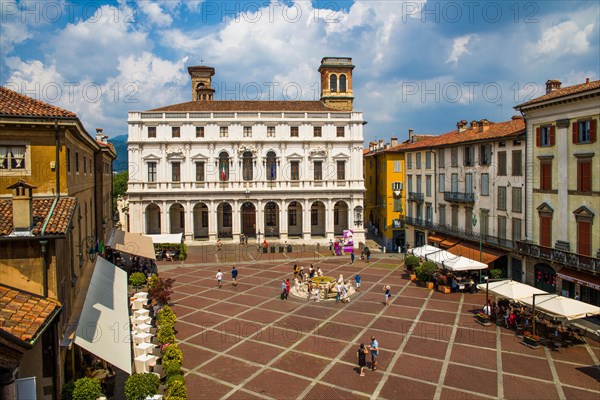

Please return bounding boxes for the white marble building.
[127,58,365,245]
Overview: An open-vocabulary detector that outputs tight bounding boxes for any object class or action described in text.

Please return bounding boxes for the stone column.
[232,200,240,242]
[161,201,169,234]
[185,200,193,242]
[303,199,311,240]
[280,199,288,241]
[256,199,265,242]
[208,200,217,241]
[326,198,335,240]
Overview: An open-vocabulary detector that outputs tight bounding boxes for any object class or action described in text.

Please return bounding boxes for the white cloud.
[447,35,476,65]
[536,21,594,55]
[0,0,33,57]
[138,1,173,27]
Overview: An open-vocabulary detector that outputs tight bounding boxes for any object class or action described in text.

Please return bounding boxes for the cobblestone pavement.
[159,248,600,400]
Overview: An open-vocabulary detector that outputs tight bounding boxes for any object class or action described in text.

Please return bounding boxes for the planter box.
[426,282,434,289]
[475,313,492,326]
[523,335,541,348]
[438,285,450,294]
[410,274,417,281]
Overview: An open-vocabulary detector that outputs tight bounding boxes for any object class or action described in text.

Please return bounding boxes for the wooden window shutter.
[572,121,579,143]
[590,119,597,143]
[540,216,551,247]
[577,220,591,256]
[550,126,555,146]
[536,127,541,147]
[581,161,591,192]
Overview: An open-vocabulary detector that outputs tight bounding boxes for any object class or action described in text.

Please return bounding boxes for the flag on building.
[270,162,275,179]
[221,163,226,180]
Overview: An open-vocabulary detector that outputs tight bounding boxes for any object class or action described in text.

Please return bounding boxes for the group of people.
[433,272,479,293]
[215,266,238,288]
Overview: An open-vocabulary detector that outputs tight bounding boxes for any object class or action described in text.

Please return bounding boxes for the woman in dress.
[357,343,367,376]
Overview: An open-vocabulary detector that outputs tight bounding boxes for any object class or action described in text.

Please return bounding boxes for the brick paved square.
[245,369,312,399]
[450,344,497,370]
[321,361,383,393]
[227,340,285,364]
[174,320,203,341]
[444,364,498,397]
[428,299,462,312]
[187,329,245,352]
[271,351,332,378]
[355,329,405,351]
[502,352,553,380]
[253,326,305,347]
[392,354,443,383]
[553,361,600,390]
[236,308,285,324]
[381,304,420,320]
[181,310,228,328]
[439,388,493,399]
[380,375,437,399]
[295,334,349,359]
[404,336,449,359]
[305,383,369,400]
[561,386,600,400]
[195,355,261,385]
[184,373,233,399]
[502,375,560,400]
[204,302,251,317]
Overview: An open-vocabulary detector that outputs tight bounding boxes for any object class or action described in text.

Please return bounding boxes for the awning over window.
[557,268,600,291]
[74,257,132,374]
[148,233,183,245]
[448,242,505,265]
[440,236,461,248]
[427,234,446,244]
[107,229,156,260]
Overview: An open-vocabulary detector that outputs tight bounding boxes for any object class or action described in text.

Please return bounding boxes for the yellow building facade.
[363,139,406,252]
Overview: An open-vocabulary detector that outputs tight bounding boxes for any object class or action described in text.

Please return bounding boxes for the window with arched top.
[219,151,229,181]
[330,74,338,92]
[242,151,253,181]
[266,151,277,181]
[339,74,347,92]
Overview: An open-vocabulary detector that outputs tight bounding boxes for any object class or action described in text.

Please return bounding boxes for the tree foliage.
[112,171,128,208]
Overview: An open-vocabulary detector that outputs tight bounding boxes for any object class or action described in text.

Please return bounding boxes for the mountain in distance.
[110,134,128,173]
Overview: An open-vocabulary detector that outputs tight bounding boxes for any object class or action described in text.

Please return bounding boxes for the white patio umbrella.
[425,249,459,267]
[476,280,547,300]
[409,245,441,258]
[443,255,487,271]
[520,294,600,320]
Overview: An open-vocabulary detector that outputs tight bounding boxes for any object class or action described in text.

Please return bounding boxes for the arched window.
[219,151,229,181]
[339,74,347,92]
[330,74,338,92]
[242,151,253,181]
[266,151,277,181]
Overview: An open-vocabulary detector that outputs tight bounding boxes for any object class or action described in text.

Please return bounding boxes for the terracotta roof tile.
[0,86,77,118]
[149,100,336,113]
[387,117,525,152]
[0,284,60,343]
[516,79,600,108]
[0,197,76,236]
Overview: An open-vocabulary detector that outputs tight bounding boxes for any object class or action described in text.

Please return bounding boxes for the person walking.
[216,269,223,288]
[335,282,342,302]
[369,336,379,370]
[354,274,361,291]
[357,343,367,376]
[231,266,238,286]
[309,265,315,279]
[366,249,371,263]
[307,281,313,301]
[350,250,355,264]
[285,278,291,299]
[384,285,391,305]
[313,285,320,302]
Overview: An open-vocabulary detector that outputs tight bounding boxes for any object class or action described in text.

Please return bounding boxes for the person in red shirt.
[284,279,291,299]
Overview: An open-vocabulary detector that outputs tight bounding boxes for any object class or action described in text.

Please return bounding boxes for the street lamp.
[471,211,483,262]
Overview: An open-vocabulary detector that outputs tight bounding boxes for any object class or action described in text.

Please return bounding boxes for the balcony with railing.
[405,216,516,251]
[408,192,424,203]
[516,241,600,273]
[444,191,475,203]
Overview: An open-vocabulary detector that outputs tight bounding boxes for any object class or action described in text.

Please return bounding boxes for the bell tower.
[319,57,354,111]
[188,66,215,101]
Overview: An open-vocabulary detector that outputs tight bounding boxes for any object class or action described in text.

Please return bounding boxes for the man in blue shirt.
[369,336,379,370]
[231,266,238,286]
[354,274,361,291]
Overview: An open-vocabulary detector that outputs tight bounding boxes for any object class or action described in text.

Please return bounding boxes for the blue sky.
[1,0,598,142]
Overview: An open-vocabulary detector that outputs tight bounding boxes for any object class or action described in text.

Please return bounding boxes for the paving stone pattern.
[159,249,600,400]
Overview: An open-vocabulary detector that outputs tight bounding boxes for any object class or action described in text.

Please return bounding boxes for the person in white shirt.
[216,269,223,288]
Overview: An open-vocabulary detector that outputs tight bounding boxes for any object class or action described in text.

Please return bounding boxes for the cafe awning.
[75,257,132,374]
[440,236,461,248]
[443,255,488,271]
[107,229,156,260]
[519,294,600,320]
[410,245,442,258]
[148,233,184,245]
[557,268,600,291]
[427,234,446,244]
[477,280,547,300]
[448,242,505,265]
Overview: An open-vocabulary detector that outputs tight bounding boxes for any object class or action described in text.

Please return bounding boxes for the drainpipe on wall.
[55,119,60,196]
[40,239,48,298]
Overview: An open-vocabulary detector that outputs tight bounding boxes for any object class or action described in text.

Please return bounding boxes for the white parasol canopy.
[425,249,459,266]
[477,280,547,300]
[410,245,441,258]
[520,294,600,320]
[443,255,487,271]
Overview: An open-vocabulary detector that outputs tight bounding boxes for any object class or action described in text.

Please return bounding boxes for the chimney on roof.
[378,139,384,149]
[457,120,468,133]
[409,129,415,143]
[7,180,36,233]
[479,119,490,132]
[384,143,389,149]
[512,115,523,120]
[96,128,103,141]
[102,135,109,144]
[391,137,398,147]
[470,121,478,130]
[545,79,562,94]
[586,78,590,84]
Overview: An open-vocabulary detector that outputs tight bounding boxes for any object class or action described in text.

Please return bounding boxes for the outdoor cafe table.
[133,292,148,298]
[131,297,148,310]
[135,323,152,334]
[134,342,155,358]
[134,309,150,318]
[134,354,156,373]
[132,331,153,344]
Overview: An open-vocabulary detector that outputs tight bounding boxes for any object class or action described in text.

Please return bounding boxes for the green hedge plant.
[60,380,75,400]
[162,343,183,366]
[72,377,103,400]
[165,379,187,400]
[129,272,147,289]
[124,373,160,400]
[404,255,420,271]
[415,261,439,283]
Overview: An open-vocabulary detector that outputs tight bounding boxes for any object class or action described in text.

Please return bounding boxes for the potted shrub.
[158,322,175,345]
[165,379,187,400]
[129,272,147,290]
[72,377,103,400]
[124,373,160,400]
[523,331,541,348]
[404,255,420,273]
[415,261,438,289]
[61,380,75,400]
[475,312,491,326]
[158,305,177,326]
[489,268,503,279]
[162,344,183,366]
[149,276,175,306]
